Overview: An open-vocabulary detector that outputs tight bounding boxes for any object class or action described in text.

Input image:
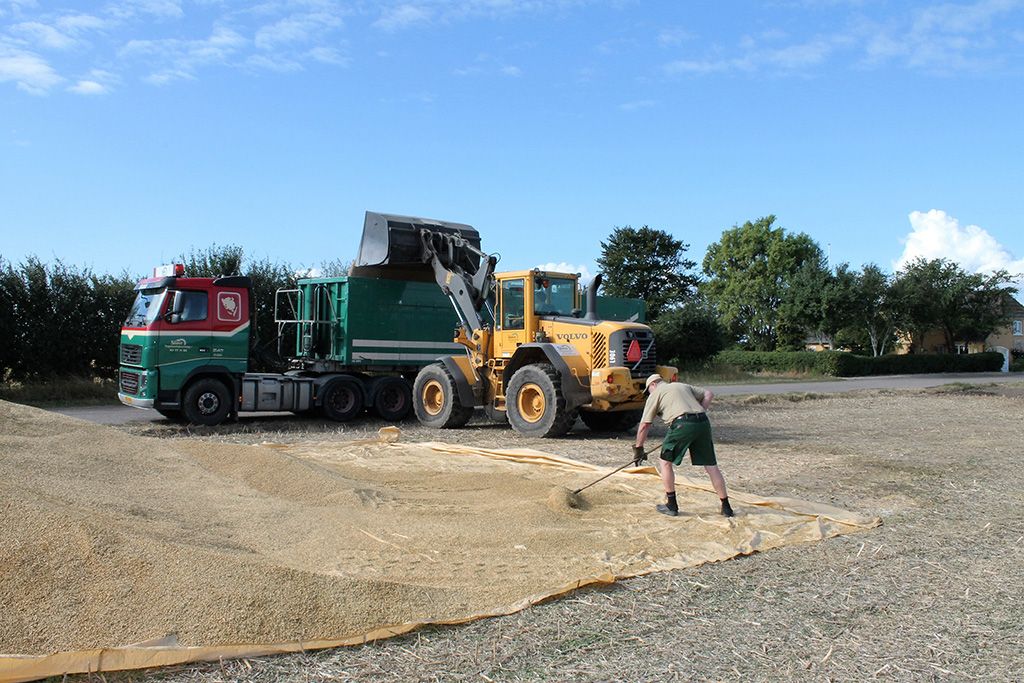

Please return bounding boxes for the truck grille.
[622,334,657,379]
[121,343,142,364]
[120,371,139,394]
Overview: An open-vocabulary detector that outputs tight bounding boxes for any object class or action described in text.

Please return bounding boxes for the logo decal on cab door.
[218,292,241,322]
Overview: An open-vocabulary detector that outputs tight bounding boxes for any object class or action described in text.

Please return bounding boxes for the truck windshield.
[534,277,576,316]
[124,289,166,327]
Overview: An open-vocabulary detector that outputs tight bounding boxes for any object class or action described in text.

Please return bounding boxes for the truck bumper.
[118,393,154,409]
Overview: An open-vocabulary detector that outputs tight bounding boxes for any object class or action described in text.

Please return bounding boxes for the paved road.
[49,373,1022,426]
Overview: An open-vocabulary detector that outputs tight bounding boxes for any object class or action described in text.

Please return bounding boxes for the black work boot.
[720,497,735,518]
[657,491,679,517]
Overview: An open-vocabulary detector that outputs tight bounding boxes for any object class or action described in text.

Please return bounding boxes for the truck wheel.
[373,377,413,421]
[182,378,231,426]
[506,363,577,438]
[579,409,642,433]
[321,378,364,422]
[414,364,473,428]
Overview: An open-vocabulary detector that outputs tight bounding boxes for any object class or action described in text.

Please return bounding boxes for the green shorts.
[660,414,717,466]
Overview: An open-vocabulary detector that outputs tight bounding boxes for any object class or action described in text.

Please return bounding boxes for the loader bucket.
[356,211,481,268]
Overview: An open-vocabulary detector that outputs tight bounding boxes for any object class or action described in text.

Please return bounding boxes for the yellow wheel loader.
[355,212,677,437]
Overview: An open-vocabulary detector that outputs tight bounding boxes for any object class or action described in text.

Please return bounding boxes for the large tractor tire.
[372,376,413,422]
[321,377,365,422]
[506,363,577,438]
[413,364,474,428]
[579,409,642,433]
[182,378,231,426]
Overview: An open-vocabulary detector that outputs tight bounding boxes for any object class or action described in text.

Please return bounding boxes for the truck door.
[156,289,212,395]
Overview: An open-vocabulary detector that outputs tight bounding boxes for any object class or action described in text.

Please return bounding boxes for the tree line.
[1,217,1018,382]
[597,216,1019,364]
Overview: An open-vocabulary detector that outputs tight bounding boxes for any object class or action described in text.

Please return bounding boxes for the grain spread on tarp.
[0,401,879,682]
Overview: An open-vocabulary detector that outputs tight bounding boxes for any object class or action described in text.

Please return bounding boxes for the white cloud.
[500,64,521,77]
[10,21,77,49]
[247,53,302,72]
[306,45,349,66]
[664,35,841,75]
[106,0,184,20]
[254,11,344,49]
[862,0,1022,72]
[0,48,61,94]
[657,26,692,47]
[68,79,107,94]
[895,210,1024,277]
[536,262,595,285]
[373,4,433,31]
[618,98,655,111]
[123,27,247,82]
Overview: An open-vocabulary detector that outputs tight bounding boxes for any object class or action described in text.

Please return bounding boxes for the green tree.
[652,297,726,365]
[701,216,825,351]
[844,264,903,357]
[596,225,699,322]
[894,258,1017,353]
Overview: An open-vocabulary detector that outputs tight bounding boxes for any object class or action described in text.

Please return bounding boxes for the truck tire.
[321,378,364,422]
[373,376,413,422]
[414,364,473,428]
[506,363,577,438]
[182,378,231,426]
[579,409,642,433]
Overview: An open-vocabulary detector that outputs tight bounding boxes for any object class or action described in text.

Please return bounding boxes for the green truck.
[118,226,644,427]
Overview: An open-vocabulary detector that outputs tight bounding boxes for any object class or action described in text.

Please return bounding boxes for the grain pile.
[0,400,877,676]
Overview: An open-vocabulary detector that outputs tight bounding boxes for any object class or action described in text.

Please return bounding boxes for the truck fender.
[438,356,479,407]
[506,343,591,411]
[162,366,241,411]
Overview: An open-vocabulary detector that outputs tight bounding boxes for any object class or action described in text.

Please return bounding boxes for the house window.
[1014,320,1023,336]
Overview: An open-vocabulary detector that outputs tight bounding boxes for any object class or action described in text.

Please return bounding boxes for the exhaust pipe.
[584,273,602,321]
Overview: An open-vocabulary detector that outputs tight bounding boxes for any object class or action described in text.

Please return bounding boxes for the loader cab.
[494,270,581,354]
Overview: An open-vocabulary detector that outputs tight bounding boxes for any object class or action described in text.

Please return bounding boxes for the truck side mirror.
[164,292,184,323]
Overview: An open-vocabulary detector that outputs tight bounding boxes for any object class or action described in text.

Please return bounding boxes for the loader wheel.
[182,378,231,426]
[373,377,413,422]
[579,409,642,433]
[413,364,473,428]
[506,363,577,438]
[322,378,364,422]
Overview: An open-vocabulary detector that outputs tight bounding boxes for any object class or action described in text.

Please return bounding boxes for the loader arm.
[355,211,498,343]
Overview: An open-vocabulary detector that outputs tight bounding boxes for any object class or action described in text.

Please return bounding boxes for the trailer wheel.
[182,378,231,426]
[373,377,413,422]
[413,364,473,428]
[506,363,577,438]
[321,378,364,422]
[579,409,642,433]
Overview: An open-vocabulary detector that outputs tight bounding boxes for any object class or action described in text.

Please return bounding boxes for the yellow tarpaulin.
[0,402,879,683]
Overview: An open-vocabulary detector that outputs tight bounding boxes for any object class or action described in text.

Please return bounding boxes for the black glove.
[632,445,647,466]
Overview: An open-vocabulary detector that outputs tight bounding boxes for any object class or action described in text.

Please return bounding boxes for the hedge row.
[716,349,1005,377]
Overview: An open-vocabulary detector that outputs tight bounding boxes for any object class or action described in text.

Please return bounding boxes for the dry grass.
[87,387,1024,682]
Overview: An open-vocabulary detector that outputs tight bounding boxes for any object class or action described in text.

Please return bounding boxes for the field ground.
[66,383,1024,682]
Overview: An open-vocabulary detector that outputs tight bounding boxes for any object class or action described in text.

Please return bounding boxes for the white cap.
[645,374,662,391]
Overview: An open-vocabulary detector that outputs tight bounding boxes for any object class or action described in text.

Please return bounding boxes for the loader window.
[534,277,576,317]
[501,279,525,330]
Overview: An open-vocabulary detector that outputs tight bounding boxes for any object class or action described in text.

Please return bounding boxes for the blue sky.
[2,0,1023,282]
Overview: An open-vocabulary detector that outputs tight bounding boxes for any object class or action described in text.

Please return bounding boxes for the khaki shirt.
[641,382,707,425]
